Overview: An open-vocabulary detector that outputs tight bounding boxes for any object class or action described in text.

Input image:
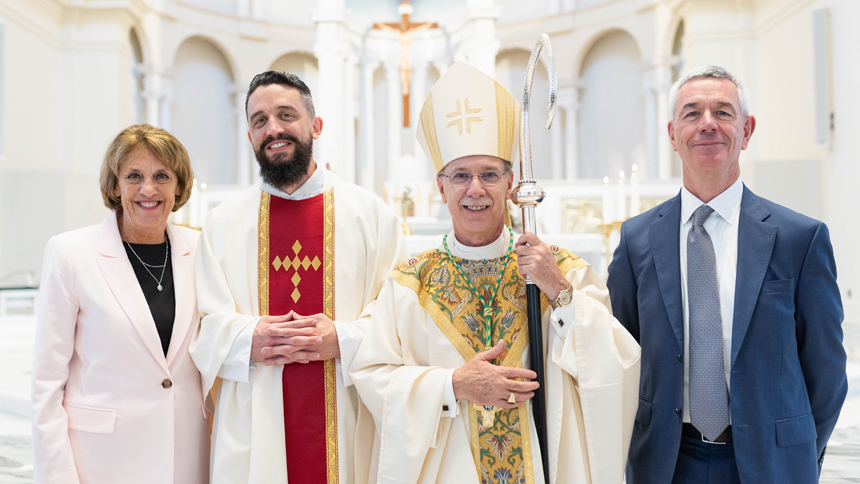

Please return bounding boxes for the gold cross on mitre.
[271,240,321,302]
[372,1,438,127]
[445,97,482,135]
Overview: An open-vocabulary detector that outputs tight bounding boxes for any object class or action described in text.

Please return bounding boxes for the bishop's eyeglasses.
[437,170,510,187]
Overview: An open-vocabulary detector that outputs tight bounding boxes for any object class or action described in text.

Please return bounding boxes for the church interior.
[0,0,858,481]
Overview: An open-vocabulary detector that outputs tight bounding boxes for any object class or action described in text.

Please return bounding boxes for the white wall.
[495,48,554,180]
[578,30,644,179]
[171,37,237,186]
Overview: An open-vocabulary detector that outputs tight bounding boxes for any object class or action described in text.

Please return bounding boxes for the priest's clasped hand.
[515,233,568,301]
[251,311,341,365]
[452,340,539,408]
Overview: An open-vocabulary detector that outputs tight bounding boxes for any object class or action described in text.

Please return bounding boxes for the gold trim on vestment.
[494,80,515,160]
[388,246,588,484]
[258,192,271,315]
[420,93,444,172]
[323,188,339,484]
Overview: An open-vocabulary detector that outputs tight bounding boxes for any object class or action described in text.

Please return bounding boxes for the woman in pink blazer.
[31,124,209,483]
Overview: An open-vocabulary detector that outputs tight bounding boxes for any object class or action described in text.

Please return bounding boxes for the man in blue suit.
[607,66,847,483]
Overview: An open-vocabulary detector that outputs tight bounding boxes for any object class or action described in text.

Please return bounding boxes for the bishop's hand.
[452,340,539,409]
[515,233,569,300]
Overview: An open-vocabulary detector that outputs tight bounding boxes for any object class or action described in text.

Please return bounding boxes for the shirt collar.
[446,226,512,261]
[260,163,325,201]
[680,178,743,226]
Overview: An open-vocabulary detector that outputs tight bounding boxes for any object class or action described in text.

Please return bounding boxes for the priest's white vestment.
[191,167,409,484]
[351,230,641,484]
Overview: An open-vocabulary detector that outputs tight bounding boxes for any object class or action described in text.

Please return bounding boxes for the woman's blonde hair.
[99,124,194,212]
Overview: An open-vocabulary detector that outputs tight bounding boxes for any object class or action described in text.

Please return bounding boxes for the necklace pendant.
[157,284,163,291]
[474,404,497,427]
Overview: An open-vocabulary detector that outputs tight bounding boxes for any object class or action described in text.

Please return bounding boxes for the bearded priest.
[190,71,409,484]
[350,62,641,484]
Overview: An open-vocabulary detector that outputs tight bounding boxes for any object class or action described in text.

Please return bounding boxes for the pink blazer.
[31,213,209,483]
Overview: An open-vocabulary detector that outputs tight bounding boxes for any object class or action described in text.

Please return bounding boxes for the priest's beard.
[256,133,314,190]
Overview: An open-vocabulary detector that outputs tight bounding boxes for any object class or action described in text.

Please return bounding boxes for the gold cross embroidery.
[271,240,322,302]
[445,98,483,135]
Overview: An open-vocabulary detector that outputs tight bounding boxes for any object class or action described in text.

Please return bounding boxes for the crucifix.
[373,1,438,127]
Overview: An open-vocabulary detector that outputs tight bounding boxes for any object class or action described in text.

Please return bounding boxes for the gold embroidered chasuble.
[390,245,584,484]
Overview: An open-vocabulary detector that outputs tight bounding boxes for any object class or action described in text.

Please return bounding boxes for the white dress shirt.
[680,178,742,423]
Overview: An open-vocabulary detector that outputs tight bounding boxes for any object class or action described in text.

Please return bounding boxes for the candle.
[602,176,611,224]
[200,183,209,227]
[616,170,626,221]
[189,179,200,228]
[630,164,641,217]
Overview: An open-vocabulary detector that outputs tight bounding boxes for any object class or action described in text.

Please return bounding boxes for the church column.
[142,69,172,129]
[385,60,402,181]
[557,85,579,180]
[643,77,658,179]
[458,0,501,76]
[234,87,252,186]
[359,60,379,191]
[655,65,673,179]
[411,59,428,168]
[313,4,348,176]
[551,116,563,178]
[342,55,358,184]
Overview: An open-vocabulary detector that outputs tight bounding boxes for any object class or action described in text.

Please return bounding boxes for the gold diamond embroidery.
[302,255,312,270]
[291,272,301,287]
[291,288,301,303]
[312,256,321,271]
[292,240,302,254]
[292,256,301,270]
[272,256,283,271]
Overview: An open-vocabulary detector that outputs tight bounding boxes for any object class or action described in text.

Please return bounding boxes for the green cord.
[442,225,515,351]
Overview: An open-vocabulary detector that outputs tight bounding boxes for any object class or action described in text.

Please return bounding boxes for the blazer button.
[161,379,173,389]
[677,354,683,362]
[675,408,681,417]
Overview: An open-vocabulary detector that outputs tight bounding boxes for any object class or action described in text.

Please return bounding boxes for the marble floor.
[1,315,859,483]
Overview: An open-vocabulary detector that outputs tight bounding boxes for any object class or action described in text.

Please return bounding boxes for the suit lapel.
[650,193,684,350]
[164,225,195,367]
[96,214,170,375]
[731,186,776,366]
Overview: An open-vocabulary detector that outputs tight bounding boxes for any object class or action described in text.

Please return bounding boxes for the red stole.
[258,190,338,484]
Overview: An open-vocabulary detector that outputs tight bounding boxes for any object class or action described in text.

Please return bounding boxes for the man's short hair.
[668,65,750,119]
[245,71,315,119]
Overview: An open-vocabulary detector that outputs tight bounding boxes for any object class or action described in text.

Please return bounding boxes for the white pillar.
[359,61,378,191]
[411,60,428,163]
[342,56,357,184]
[548,0,561,15]
[458,0,501,77]
[644,85,658,179]
[557,85,579,180]
[655,65,673,179]
[234,88,252,186]
[313,8,348,176]
[385,61,402,181]
[551,117,563,178]
[142,70,171,128]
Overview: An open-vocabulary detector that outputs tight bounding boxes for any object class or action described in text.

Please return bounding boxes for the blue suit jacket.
[607,186,847,484]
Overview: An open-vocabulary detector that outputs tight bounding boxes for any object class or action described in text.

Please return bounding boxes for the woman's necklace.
[124,236,170,292]
[443,226,515,427]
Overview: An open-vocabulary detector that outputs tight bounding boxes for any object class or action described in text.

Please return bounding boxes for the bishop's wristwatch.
[549,282,573,308]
